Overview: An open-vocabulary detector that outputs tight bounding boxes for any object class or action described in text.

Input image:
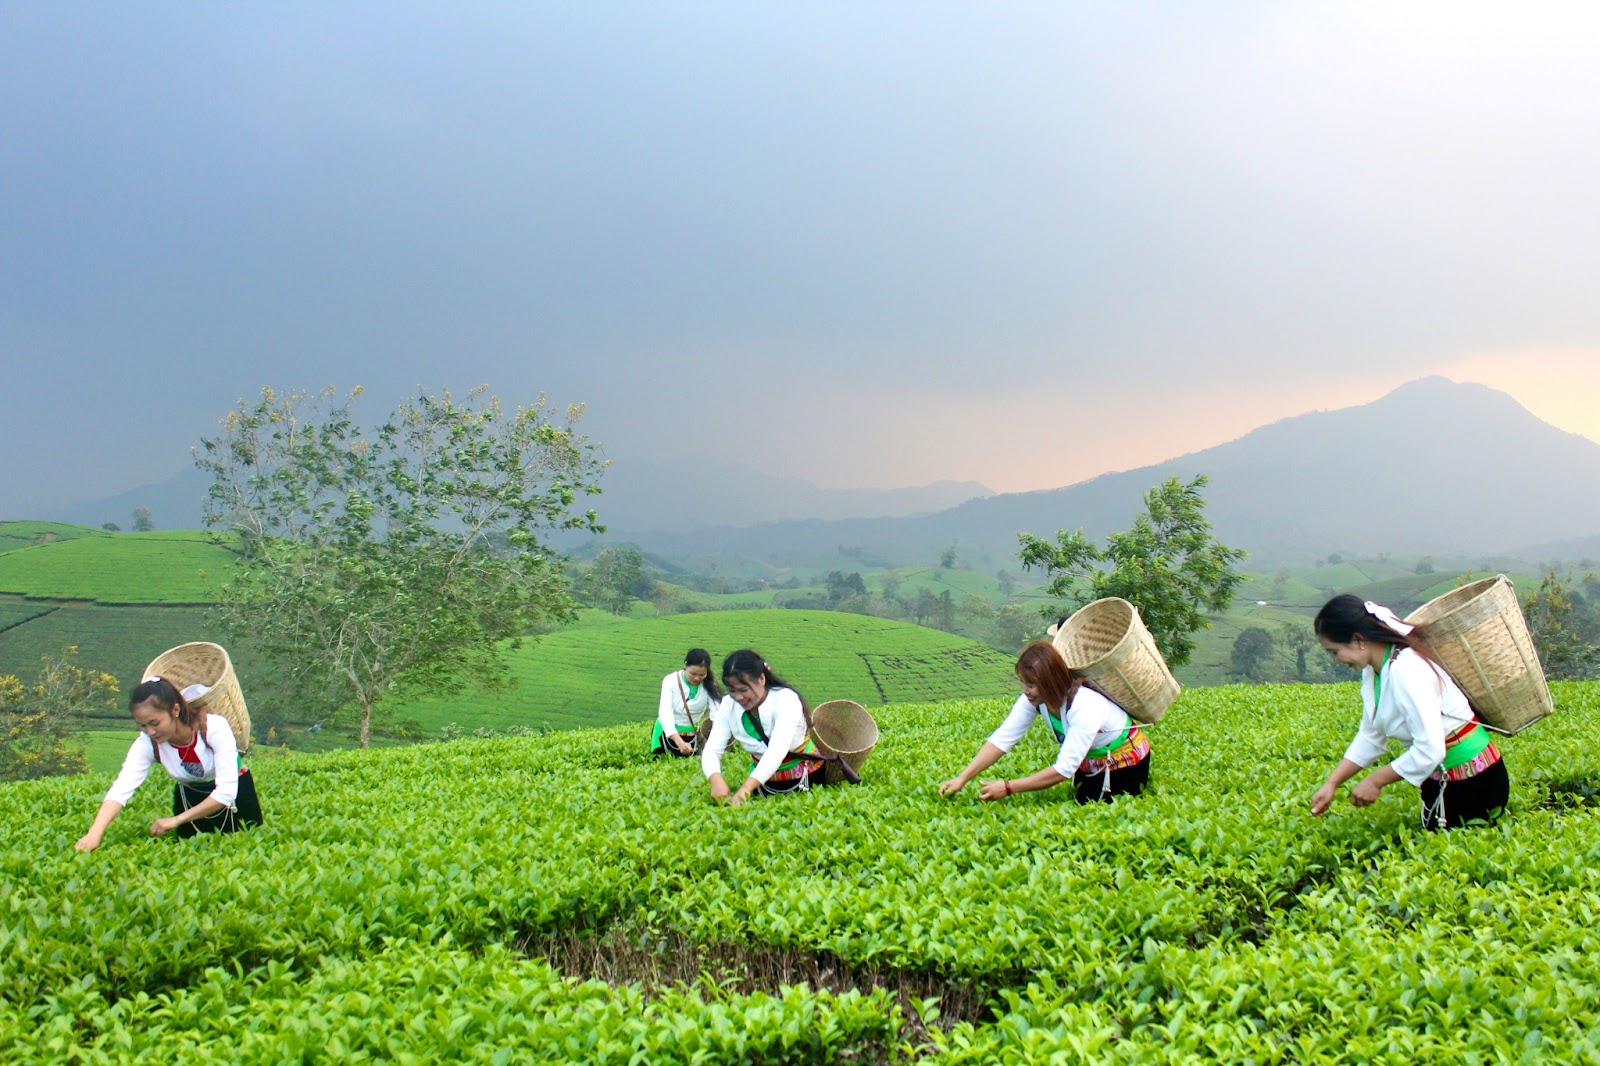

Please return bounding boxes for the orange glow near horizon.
[1428,351,1600,446]
[787,354,1599,495]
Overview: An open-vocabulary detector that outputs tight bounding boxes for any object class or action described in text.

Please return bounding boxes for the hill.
[619,378,1600,573]
[393,610,1020,734]
[0,531,237,604]
[0,520,110,553]
[6,681,1598,1062]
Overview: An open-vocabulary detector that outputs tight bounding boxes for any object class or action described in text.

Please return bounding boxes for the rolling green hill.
[0,520,111,553]
[0,531,237,604]
[394,610,1020,734]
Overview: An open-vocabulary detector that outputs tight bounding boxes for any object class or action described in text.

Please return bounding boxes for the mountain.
[47,459,993,535]
[618,378,1600,571]
[589,458,992,531]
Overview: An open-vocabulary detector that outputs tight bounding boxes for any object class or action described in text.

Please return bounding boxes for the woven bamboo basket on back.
[143,642,253,753]
[809,699,879,784]
[1051,598,1180,724]
[1405,575,1552,735]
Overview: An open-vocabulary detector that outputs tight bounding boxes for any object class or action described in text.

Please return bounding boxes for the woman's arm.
[939,742,1006,795]
[150,795,226,836]
[74,799,125,852]
[78,737,156,850]
[735,690,806,804]
[978,766,1069,801]
[701,700,734,797]
[940,695,1036,795]
[1311,758,1367,815]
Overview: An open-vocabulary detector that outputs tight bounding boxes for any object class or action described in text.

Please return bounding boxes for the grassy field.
[6,680,1596,1062]
[0,531,238,604]
[0,520,111,553]
[393,610,1021,735]
[0,600,219,707]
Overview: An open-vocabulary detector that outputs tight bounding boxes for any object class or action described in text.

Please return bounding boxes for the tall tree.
[196,386,604,747]
[131,507,154,532]
[586,546,648,615]
[1017,475,1245,668]
[1230,627,1275,682]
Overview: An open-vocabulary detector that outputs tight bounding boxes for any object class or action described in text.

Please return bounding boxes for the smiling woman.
[699,649,836,806]
[73,677,263,851]
[1309,595,1508,830]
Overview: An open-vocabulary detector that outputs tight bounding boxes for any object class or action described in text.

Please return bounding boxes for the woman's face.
[684,664,709,686]
[726,672,768,712]
[1319,635,1373,670]
[132,701,185,744]
[1017,672,1042,704]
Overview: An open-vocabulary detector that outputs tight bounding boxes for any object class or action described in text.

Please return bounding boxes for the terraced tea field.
[0,531,238,604]
[396,610,1020,733]
[6,681,1596,1062]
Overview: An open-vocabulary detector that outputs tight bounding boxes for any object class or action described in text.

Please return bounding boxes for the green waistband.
[1440,723,1491,770]
[749,738,816,773]
[1085,726,1133,761]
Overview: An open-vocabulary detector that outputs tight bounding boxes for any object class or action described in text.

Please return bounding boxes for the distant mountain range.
[44,377,1600,573]
[607,377,1600,571]
[45,457,994,535]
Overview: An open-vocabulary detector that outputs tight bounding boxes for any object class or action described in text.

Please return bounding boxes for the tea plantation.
[5,680,1597,1062]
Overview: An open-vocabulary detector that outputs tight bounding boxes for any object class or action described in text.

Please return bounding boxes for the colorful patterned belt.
[1080,725,1149,774]
[1432,720,1501,782]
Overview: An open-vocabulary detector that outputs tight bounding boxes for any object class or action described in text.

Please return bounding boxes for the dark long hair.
[1015,641,1083,713]
[721,648,807,713]
[1313,595,1449,674]
[130,676,204,730]
[685,648,722,701]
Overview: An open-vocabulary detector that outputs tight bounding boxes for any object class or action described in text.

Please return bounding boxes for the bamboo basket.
[143,642,253,753]
[1405,576,1552,735]
[809,700,879,784]
[1051,598,1180,724]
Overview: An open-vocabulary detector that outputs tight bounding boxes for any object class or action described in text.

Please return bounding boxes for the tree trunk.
[359,701,373,749]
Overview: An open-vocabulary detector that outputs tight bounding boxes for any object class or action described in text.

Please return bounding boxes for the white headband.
[1363,601,1414,636]
[142,675,162,683]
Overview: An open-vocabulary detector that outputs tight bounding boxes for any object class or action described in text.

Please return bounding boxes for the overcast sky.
[4,2,1599,515]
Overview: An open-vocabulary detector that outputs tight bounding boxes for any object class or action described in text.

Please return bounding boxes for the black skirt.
[1072,750,1152,804]
[1419,758,1509,830]
[173,769,263,837]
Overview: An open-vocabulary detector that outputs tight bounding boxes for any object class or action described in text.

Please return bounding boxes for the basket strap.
[677,673,701,731]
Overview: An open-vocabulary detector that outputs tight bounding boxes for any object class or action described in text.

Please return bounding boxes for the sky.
[4,2,1600,516]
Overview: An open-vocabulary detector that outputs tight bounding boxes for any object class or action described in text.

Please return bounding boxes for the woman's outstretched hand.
[977,780,1012,802]
[937,777,965,797]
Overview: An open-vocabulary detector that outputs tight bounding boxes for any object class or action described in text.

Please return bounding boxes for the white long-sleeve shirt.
[700,687,809,785]
[658,670,715,734]
[104,714,241,808]
[1343,646,1473,787]
[987,685,1134,779]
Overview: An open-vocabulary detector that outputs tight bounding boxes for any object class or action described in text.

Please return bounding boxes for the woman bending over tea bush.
[74,677,263,851]
[701,649,833,806]
[1310,595,1508,830]
[651,648,720,757]
[940,640,1152,803]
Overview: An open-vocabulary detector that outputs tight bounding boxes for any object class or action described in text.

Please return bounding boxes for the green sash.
[1440,724,1491,770]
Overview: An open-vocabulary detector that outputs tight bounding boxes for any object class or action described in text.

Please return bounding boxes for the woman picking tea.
[1310,595,1507,829]
[651,648,720,757]
[74,677,262,851]
[939,640,1151,803]
[700,649,827,805]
